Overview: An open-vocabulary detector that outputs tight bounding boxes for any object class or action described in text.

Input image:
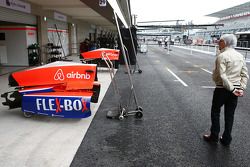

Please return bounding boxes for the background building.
[195,1,250,45]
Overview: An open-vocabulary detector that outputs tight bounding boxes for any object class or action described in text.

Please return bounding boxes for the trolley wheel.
[138,69,142,74]
[23,112,33,118]
[136,106,143,111]
[119,115,124,120]
[135,111,143,118]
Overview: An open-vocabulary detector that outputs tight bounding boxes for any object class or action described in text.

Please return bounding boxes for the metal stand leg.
[100,52,126,119]
[112,10,143,120]
[124,46,135,74]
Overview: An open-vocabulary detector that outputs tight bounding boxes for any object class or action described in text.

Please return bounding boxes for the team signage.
[54,12,67,22]
[0,0,31,13]
[22,95,91,118]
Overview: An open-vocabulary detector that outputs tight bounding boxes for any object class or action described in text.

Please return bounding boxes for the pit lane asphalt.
[71,45,250,167]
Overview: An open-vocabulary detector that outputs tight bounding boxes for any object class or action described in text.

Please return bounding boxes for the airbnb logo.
[54,69,65,81]
[54,69,91,81]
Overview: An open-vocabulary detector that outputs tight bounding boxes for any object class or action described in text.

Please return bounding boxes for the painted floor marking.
[201,68,212,74]
[201,86,215,89]
[166,67,188,87]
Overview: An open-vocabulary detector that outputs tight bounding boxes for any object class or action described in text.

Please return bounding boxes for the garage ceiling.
[26,0,116,30]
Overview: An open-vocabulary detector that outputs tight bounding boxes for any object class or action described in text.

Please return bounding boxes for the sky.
[130,0,250,25]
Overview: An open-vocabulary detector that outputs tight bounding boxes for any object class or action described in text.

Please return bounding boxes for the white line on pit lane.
[201,86,215,89]
[201,68,212,74]
[166,67,188,87]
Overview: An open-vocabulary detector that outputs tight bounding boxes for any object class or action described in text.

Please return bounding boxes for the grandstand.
[195,1,250,45]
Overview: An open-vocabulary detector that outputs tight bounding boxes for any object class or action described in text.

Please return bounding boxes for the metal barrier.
[235,47,250,60]
[174,43,250,60]
[138,40,250,60]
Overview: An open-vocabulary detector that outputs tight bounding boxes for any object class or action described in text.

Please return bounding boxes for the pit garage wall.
[47,19,69,57]
[76,21,92,44]
[0,5,37,66]
[0,26,37,66]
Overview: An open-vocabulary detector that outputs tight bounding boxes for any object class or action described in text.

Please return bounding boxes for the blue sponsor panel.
[21,95,91,118]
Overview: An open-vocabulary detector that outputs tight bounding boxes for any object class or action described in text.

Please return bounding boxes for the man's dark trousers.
[210,88,238,143]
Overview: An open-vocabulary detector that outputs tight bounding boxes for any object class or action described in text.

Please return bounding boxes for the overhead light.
[43,16,47,22]
[107,0,128,28]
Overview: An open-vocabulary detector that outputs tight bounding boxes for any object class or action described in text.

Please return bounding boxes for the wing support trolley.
[105,10,143,120]
[80,47,142,120]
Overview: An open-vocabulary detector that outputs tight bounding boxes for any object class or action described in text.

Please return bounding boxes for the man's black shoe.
[220,137,230,146]
[203,134,218,143]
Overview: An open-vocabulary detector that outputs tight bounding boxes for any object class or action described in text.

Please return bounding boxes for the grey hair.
[220,34,237,48]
